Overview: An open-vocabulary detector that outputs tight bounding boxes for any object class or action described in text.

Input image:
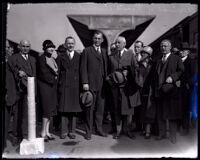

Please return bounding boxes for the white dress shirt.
[162,52,171,62]
[182,56,188,62]
[120,48,128,57]
[21,54,28,60]
[67,50,74,60]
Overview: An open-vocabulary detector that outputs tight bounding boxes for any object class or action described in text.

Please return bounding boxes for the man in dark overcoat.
[7,40,36,143]
[4,40,19,152]
[133,40,144,132]
[80,31,108,140]
[178,49,194,135]
[153,39,184,144]
[57,36,82,139]
[107,36,142,139]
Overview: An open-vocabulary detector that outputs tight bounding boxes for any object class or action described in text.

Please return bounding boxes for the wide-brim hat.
[113,71,126,85]
[80,90,94,107]
[106,70,127,88]
[42,40,56,51]
[160,83,175,94]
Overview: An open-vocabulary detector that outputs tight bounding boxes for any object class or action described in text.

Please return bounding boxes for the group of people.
[3,31,197,153]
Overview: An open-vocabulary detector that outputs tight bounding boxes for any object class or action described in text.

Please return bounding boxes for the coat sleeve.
[7,56,21,84]
[170,56,184,82]
[130,53,143,88]
[5,61,19,106]
[80,49,88,85]
[38,56,56,85]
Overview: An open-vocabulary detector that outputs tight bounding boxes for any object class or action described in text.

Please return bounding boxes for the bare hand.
[175,80,181,87]
[83,84,89,91]
[166,76,173,83]
[19,70,27,77]
[122,70,128,77]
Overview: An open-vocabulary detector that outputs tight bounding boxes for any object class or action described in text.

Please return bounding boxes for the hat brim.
[80,91,94,107]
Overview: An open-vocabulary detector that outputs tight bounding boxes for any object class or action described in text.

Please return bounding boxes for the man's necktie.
[24,54,28,60]
[97,47,101,55]
[68,52,71,60]
[162,55,166,63]
[118,51,121,58]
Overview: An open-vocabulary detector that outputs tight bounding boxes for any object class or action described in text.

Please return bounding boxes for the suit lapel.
[91,46,101,60]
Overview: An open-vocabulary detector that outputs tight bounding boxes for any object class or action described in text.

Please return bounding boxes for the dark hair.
[161,39,172,46]
[135,40,144,47]
[93,31,103,37]
[65,36,75,43]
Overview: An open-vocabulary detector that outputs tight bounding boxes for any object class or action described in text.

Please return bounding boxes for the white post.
[27,77,36,141]
[20,77,44,155]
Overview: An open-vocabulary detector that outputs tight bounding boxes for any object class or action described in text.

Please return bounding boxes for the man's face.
[180,50,189,58]
[134,42,143,54]
[93,33,103,47]
[19,40,31,54]
[6,41,14,57]
[65,38,75,52]
[115,38,126,51]
[160,41,171,55]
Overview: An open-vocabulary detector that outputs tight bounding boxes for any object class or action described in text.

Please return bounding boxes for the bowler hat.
[160,83,175,94]
[80,90,94,107]
[42,40,56,51]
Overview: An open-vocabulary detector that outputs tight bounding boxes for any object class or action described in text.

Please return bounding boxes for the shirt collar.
[93,45,101,51]
[182,56,188,62]
[120,48,127,56]
[163,52,171,60]
[21,53,28,59]
[67,50,74,58]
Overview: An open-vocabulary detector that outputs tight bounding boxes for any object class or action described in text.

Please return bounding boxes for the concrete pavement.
[2,122,198,159]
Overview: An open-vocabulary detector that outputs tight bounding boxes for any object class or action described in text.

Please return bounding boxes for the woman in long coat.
[38,40,58,141]
[139,46,156,139]
[57,37,82,139]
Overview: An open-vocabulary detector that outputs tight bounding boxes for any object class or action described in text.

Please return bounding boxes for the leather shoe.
[113,133,120,139]
[169,136,176,144]
[144,133,151,139]
[47,135,55,140]
[127,131,136,140]
[60,134,67,139]
[96,131,107,137]
[85,134,91,140]
[155,135,165,141]
[68,133,76,139]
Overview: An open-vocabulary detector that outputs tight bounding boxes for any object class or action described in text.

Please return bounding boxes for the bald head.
[19,40,31,54]
[115,36,126,51]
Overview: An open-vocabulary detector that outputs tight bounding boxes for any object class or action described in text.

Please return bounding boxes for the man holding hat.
[57,36,82,140]
[178,49,194,135]
[107,36,142,139]
[153,39,184,144]
[80,31,108,140]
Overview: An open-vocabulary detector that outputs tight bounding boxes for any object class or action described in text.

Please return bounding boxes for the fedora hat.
[113,70,127,87]
[106,70,127,88]
[80,90,94,107]
[160,83,175,94]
